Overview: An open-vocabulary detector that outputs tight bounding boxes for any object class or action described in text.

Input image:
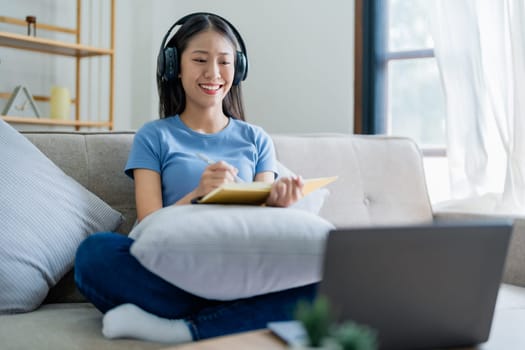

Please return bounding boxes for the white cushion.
[130,205,334,300]
[0,120,123,314]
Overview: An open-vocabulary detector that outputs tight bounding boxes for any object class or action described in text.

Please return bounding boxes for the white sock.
[102,303,193,344]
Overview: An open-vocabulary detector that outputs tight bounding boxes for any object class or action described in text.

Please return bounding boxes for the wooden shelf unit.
[2,116,112,128]
[0,31,114,57]
[0,0,115,130]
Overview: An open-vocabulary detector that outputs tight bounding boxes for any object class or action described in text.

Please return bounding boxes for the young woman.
[74,12,316,344]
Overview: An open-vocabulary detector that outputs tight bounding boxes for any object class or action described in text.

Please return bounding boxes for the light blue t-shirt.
[125,115,277,206]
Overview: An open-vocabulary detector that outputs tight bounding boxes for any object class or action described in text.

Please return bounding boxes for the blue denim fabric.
[74,232,317,340]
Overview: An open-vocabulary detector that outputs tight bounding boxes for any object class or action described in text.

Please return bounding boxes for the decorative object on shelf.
[25,16,37,36]
[294,296,378,350]
[49,86,71,120]
[2,85,41,118]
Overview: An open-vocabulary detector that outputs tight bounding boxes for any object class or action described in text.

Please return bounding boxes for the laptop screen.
[319,221,513,350]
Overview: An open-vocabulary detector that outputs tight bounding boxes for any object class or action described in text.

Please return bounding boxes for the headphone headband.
[157,12,248,85]
[160,12,248,59]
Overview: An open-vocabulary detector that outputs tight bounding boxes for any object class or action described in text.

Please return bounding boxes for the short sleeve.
[124,123,162,179]
[254,128,278,179]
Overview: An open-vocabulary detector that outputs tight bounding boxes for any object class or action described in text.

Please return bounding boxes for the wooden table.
[164,308,525,350]
[172,330,284,350]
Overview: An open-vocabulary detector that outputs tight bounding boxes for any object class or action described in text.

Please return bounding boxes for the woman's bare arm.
[133,169,163,222]
[134,161,241,221]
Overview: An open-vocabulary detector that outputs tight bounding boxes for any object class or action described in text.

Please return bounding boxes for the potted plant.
[328,321,378,350]
[294,296,378,350]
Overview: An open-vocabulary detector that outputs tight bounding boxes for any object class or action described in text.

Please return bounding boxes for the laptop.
[269,221,513,350]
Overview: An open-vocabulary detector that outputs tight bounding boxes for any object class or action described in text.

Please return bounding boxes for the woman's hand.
[193,161,239,198]
[266,176,304,207]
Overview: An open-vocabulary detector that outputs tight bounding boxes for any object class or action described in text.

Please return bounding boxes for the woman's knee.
[76,233,112,266]
[75,232,130,282]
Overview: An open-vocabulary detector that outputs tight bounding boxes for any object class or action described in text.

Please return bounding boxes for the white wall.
[114,0,157,131]
[1,2,453,206]
[1,0,355,133]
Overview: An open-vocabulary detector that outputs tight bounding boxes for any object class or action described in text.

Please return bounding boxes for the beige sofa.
[1,131,524,350]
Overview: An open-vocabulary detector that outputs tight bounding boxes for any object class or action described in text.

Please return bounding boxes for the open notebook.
[195,176,338,205]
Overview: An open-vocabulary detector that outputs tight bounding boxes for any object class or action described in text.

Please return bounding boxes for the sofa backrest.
[24,131,433,232]
[272,134,434,227]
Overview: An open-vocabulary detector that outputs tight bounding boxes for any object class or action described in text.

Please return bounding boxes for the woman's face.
[179,30,236,112]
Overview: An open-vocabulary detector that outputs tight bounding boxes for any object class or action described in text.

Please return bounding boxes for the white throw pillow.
[0,120,123,314]
[130,205,334,300]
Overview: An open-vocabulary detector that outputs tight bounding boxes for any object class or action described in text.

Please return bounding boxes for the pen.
[195,152,245,183]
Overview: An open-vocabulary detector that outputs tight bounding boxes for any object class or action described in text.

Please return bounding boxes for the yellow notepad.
[197,176,338,205]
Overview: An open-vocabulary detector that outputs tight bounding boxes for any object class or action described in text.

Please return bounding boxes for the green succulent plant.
[330,321,378,350]
[294,296,378,350]
[294,296,332,347]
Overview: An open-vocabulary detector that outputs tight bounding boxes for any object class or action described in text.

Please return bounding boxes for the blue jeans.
[74,232,317,340]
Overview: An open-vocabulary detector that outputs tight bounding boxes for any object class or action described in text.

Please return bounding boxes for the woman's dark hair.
[157,14,246,121]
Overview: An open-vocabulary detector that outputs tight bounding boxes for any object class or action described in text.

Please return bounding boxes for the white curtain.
[431,0,525,215]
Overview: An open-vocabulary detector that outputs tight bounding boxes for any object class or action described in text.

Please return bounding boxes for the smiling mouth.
[199,84,222,91]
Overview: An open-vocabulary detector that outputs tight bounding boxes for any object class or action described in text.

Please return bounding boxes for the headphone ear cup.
[161,47,178,83]
[157,47,165,81]
[233,51,247,86]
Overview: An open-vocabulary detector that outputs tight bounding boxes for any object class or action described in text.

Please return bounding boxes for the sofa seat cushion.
[0,284,523,350]
[496,283,525,310]
[0,303,163,350]
[482,284,525,349]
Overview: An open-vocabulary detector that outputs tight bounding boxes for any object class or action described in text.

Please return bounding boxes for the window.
[355,0,446,154]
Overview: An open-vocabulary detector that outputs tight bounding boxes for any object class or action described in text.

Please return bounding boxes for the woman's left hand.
[266,176,304,207]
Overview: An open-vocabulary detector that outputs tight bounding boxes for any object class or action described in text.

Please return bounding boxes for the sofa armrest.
[434,211,525,288]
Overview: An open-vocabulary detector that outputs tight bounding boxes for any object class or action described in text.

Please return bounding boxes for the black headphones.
[157,12,248,86]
